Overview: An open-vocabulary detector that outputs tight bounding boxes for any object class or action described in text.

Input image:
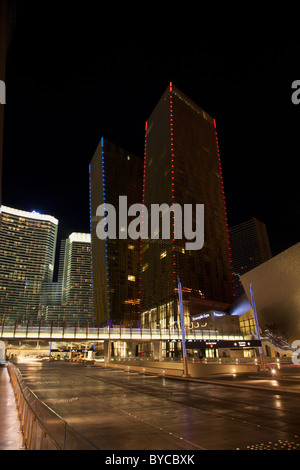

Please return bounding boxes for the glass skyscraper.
[89,138,143,326]
[141,83,233,331]
[0,205,58,324]
[44,232,94,325]
[229,217,272,298]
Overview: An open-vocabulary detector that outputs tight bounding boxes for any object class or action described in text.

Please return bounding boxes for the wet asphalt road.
[15,361,300,451]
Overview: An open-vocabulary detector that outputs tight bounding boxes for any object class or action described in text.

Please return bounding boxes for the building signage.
[186,339,262,349]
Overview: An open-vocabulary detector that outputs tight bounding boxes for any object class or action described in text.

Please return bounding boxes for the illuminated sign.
[186,340,262,349]
[213,311,225,317]
[193,310,226,321]
[194,313,210,321]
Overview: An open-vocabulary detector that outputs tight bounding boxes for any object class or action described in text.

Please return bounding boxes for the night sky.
[2,3,300,260]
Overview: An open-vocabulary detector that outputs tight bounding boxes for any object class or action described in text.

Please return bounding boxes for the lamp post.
[177,276,190,377]
[250,282,265,371]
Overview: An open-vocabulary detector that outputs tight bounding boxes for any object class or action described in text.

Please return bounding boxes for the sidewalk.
[0,366,24,450]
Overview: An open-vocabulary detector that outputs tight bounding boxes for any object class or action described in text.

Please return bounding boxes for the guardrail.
[8,364,99,450]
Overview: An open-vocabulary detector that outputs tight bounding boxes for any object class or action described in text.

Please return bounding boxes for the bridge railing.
[8,363,99,450]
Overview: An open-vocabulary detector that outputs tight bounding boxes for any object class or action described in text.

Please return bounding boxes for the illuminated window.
[128,275,136,282]
[160,251,167,259]
[142,263,148,272]
[128,244,134,250]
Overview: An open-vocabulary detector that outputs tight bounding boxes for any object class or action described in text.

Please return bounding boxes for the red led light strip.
[213,119,235,297]
[170,82,177,287]
[138,121,148,311]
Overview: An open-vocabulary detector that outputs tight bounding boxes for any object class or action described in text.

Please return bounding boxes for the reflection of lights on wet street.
[247,378,280,388]
[273,399,283,409]
[17,356,44,365]
[270,380,279,387]
[244,439,300,450]
[14,362,300,451]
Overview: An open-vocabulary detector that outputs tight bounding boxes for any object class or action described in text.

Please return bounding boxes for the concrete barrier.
[94,360,260,377]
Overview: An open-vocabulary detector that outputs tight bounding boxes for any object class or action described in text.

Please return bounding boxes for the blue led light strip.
[101,138,111,315]
[89,164,95,323]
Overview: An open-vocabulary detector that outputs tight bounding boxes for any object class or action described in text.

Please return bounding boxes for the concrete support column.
[104,340,111,363]
[0,340,6,361]
[153,341,163,362]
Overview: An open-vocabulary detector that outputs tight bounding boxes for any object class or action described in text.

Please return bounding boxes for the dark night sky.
[2,3,300,259]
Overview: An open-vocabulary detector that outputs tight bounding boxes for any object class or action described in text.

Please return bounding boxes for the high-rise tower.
[39,233,94,326]
[0,205,58,324]
[229,217,272,297]
[89,138,143,326]
[46,233,93,324]
[140,83,233,330]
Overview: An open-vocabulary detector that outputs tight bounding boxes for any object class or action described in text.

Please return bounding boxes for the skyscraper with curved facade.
[0,205,58,324]
[46,232,94,325]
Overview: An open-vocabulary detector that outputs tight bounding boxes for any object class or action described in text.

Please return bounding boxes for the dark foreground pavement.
[4,360,300,451]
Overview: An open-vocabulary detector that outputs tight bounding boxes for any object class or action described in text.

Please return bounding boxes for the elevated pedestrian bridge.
[0,324,245,343]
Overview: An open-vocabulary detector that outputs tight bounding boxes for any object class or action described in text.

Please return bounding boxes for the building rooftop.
[1,205,58,225]
[69,232,91,244]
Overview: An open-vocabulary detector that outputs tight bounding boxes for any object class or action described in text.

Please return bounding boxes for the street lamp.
[250,283,265,371]
[177,276,190,377]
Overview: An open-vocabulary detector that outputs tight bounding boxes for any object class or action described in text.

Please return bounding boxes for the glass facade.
[0,206,58,324]
[141,84,233,328]
[90,139,143,326]
[229,218,272,297]
[44,233,94,325]
[240,316,256,336]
